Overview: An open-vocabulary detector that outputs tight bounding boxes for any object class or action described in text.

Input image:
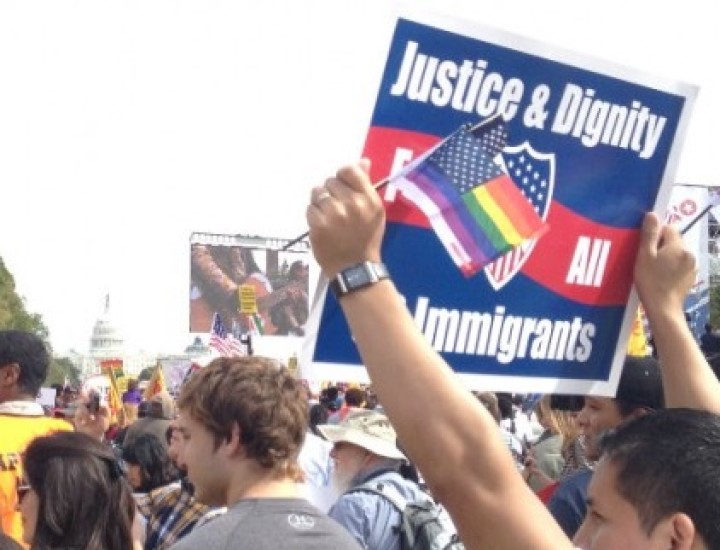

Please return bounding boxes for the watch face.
[344,265,372,288]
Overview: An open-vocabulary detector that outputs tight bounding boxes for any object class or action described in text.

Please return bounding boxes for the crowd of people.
[2,158,720,549]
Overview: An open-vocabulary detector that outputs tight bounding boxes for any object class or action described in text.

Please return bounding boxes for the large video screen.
[189,235,310,337]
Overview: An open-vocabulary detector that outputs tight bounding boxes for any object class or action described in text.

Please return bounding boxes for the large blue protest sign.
[303,12,697,395]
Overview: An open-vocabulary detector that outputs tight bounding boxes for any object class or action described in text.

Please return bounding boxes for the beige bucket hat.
[317,409,406,460]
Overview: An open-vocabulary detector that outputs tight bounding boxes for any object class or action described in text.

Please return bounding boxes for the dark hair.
[549,394,584,412]
[0,330,49,396]
[614,356,664,417]
[496,393,514,420]
[127,378,138,391]
[344,387,366,407]
[23,431,135,550]
[309,403,329,437]
[178,356,307,477]
[320,386,340,412]
[165,424,175,445]
[600,408,720,547]
[122,433,179,492]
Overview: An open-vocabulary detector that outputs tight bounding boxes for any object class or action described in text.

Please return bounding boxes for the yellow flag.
[99,359,124,424]
[143,362,167,400]
[627,307,648,356]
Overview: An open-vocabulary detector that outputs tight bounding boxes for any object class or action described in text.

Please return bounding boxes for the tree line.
[0,256,80,386]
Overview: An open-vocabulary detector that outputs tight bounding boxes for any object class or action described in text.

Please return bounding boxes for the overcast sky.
[0,0,717,355]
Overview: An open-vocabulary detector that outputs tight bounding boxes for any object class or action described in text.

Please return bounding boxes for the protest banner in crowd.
[305,10,697,395]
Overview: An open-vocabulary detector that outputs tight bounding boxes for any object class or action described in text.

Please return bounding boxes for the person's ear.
[653,512,696,549]
[0,363,20,387]
[671,513,698,549]
[223,422,242,457]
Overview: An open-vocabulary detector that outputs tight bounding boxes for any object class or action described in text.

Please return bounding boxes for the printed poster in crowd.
[665,185,711,342]
[158,357,193,396]
[304,11,697,395]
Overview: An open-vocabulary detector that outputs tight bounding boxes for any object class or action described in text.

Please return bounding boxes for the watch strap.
[329,261,389,299]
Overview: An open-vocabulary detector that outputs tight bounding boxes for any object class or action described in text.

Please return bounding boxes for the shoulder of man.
[336,471,428,525]
[136,481,183,517]
[167,506,235,549]
[547,469,593,538]
[180,499,361,550]
[0,414,72,449]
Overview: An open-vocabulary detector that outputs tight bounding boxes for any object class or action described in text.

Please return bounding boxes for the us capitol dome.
[89,294,124,357]
[76,294,155,378]
[70,295,212,380]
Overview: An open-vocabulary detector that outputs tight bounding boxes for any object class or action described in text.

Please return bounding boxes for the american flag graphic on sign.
[392,116,547,276]
[484,142,555,290]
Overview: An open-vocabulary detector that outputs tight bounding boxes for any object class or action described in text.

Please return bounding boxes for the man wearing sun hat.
[318,409,429,550]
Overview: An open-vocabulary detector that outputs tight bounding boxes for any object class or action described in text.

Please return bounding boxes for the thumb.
[639,212,661,258]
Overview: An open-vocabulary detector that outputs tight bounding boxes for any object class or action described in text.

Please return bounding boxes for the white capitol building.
[70,295,212,379]
[71,295,158,378]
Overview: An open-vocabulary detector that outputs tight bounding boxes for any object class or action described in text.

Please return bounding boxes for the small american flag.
[430,116,507,196]
[209,313,247,357]
[393,115,546,276]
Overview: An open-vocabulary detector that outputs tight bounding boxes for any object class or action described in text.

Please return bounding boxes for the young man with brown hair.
[170,356,360,550]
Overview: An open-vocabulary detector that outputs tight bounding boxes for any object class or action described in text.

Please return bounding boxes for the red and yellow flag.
[99,359,124,424]
[143,362,167,400]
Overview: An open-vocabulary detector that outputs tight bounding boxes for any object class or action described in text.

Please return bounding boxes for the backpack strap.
[345,480,410,513]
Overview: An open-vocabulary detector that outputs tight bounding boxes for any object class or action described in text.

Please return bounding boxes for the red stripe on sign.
[521,201,639,307]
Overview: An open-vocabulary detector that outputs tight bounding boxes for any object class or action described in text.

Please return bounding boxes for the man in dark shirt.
[548,357,664,537]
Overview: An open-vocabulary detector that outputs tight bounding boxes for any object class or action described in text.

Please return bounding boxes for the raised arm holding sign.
[307,160,720,549]
[308,160,572,549]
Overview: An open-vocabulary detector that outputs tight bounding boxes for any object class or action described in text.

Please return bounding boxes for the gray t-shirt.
[169,497,361,550]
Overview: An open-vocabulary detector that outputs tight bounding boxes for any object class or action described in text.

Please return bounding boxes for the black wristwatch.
[329,261,389,299]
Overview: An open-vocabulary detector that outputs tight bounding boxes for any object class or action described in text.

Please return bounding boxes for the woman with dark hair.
[18,431,136,550]
[122,433,180,493]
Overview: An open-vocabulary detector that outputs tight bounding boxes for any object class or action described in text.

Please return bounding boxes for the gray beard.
[331,466,358,495]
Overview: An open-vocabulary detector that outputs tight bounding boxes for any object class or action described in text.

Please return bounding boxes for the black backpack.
[346,481,465,550]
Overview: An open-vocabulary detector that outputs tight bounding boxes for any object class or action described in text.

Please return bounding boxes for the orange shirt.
[0,409,72,544]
